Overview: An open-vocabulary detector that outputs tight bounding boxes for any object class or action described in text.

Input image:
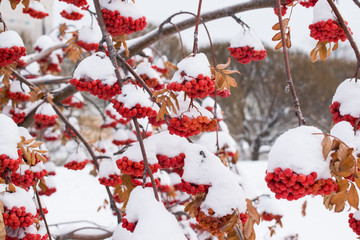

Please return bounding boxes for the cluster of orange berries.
[64,159,89,170]
[105,110,131,125]
[177,179,209,195]
[0,150,22,173]
[3,206,36,229]
[60,10,83,21]
[265,168,338,201]
[167,74,215,99]
[11,168,47,189]
[299,0,318,7]
[228,46,267,64]
[98,174,123,187]
[33,114,58,126]
[39,186,56,196]
[112,139,136,146]
[309,19,350,43]
[168,115,217,138]
[261,212,282,222]
[112,101,157,119]
[116,157,160,177]
[349,213,360,235]
[70,78,122,100]
[22,8,49,19]
[61,96,84,109]
[59,0,87,7]
[156,153,185,169]
[9,109,26,124]
[0,46,26,67]
[7,90,30,102]
[330,102,360,130]
[76,40,99,52]
[101,9,147,36]
[121,215,136,232]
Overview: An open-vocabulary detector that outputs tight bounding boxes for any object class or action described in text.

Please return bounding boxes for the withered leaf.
[301,200,307,217]
[243,217,254,239]
[275,41,283,50]
[334,201,346,212]
[337,179,349,192]
[246,199,260,224]
[272,32,282,41]
[0,201,5,240]
[22,0,30,10]
[330,191,347,206]
[322,135,332,160]
[152,89,168,97]
[348,183,359,210]
[333,42,339,51]
[319,43,328,61]
[10,0,20,9]
[8,183,16,192]
[272,18,289,30]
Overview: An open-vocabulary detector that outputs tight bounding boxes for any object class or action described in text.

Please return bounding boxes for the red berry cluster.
[20,232,43,240]
[70,78,122,100]
[112,101,157,119]
[168,116,217,138]
[299,0,318,7]
[158,184,171,193]
[274,5,287,16]
[121,216,137,232]
[210,89,231,98]
[10,109,26,124]
[167,74,215,99]
[177,179,210,195]
[101,121,117,129]
[309,19,350,43]
[59,0,87,7]
[261,212,282,222]
[0,46,26,67]
[101,9,147,36]
[156,153,185,169]
[46,63,61,73]
[33,114,57,126]
[112,139,136,146]
[38,187,56,196]
[7,90,30,102]
[11,170,35,189]
[0,151,22,173]
[228,46,267,64]
[330,102,360,130]
[131,178,160,187]
[196,209,248,236]
[265,168,338,201]
[138,74,158,88]
[148,115,166,127]
[98,174,123,187]
[349,213,360,235]
[105,110,130,125]
[35,121,56,130]
[22,8,49,19]
[152,65,168,75]
[37,207,48,219]
[61,96,84,109]
[64,160,89,170]
[60,10,84,21]
[116,157,160,177]
[3,206,35,229]
[76,40,99,52]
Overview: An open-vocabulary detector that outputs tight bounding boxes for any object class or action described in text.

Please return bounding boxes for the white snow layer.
[197,131,238,154]
[0,184,37,215]
[0,30,25,48]
[78,25,102,44]
[0,114,21,159]
[267,126,331,179]
[312,0,337,23]
[35,102,57,116]
[99,0,144,19]
[230,28,265,50]
[115,84,153,109]
[332,78,360,117]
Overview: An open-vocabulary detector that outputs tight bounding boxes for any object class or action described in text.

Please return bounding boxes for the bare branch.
[31,76,72,86]
[26,44,65,66]
[353,0,360,8]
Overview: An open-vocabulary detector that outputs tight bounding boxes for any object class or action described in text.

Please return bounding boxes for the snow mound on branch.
[98,157,121,178]
[267,125,331,179]
[257,197,284,216]
[21,61,40,76]
[29,0,48,13]
[10,80,30,93]
[182,144,246,216]
[63,4,82,13]
[230,28,265,50]
[73,52,118,86]
[330,121,360,152]
[135,60,160,79]
[0,184,37,215]
[0,114,20,159]
[125,187,187,240]
[34,35,56,52]
[115,84,153,109]
[35,102,56,116]
[170,93,213,119]
[171,53,211,83]
[66,150,88,163]
[112,223,133,239]
[312,0,336,23]
[78,25,102,44]
[197,131,238,154]
[332,79,360,117]
[130,118,152,134]
[118,131,189,164]
[72,92,84,103]
[354,210,360,221]
[113,129,137,142]
[0,30,25,48]
[99,0,144,19]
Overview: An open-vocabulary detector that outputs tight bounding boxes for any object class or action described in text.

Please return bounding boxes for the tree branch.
[31,76,71,86]
[26,44,65,66]
[353,0,360,8]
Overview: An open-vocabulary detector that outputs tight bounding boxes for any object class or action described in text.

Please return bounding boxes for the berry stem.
[50,102,122,223]
[192,0,203,54]
[34,186,52,240]
[132,117,160,201]
[326,0,360,80]
[275,0,306,126]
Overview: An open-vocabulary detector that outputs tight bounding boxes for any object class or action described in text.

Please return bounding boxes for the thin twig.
[50,102,122,223]
[193,0,203,53]
[81,94,106,121]
[132,117,160,201]
[276,0,306,126]
[168,22,185,59]
[11,68,40,90]
[26,44,65,66]
[31,76,72,86]
[326,0,360,80]
[34,186,52,240]
[353,0,360,8]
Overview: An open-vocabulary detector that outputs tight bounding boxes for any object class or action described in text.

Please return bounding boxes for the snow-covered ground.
[44,161,356,239]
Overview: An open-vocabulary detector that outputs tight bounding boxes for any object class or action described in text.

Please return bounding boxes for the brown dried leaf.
[22,0,30,10]
[244,217,254,239]
[152,89,168,97]
[272,18,289,30]
[246,199,260,224]
[331,191,347,205]
[319,43,328,61]
[272,32,282,41]
[275,41,283,50]
[8,183,16,192]
[333,42,339,51]
[216,58,231,70]
[0,201,4,240]
[355,178,360,190]
[301,200,307,216]
[286,37,292,49]
[310,48,319,63]
[10,0,20,9]
[29,142,43,148]
[334,201,346,212]
[337,179,350,192]
[348,183,359,210]
[322,135,332,160]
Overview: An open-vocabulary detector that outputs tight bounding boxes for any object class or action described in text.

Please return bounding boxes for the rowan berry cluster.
[273,5,287,16]
[196,209,248,236]
[7,90,30,102]
[64,159,89,170]
[9,109,26,124]
[112,139,136,146]
[111,101,157,119]
[228,46,267,64]
[0,150,22,173]
[261,212,282,222]
[309,19,350,43]
[152,65,167,75]
[38,187,56,196]
[177,179,209,195]
[116,157,160,177]
[101,9,147,36]
[61,96,84,109]
[265,168,338,201]
[60,10,83,21]
[349,213,360,235]
[0,46,26,67]
[168,115,217,138]
[121,216,136,232]
[3,206,36,229]
[210,89,231,98]
[70,78,121,100]
[166,74,215,99]
[131,178,160,187]
[33,114,58,126]
[22,8,48,19]
[156,153,185,169]
[138,74,159,88]
[330,102,360,130]
[11,169,35,189]
[299,0,318,8]
[59,0,87,7]
[105,110,130,125]
[76,40,99,52]
[98,174,123,187]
